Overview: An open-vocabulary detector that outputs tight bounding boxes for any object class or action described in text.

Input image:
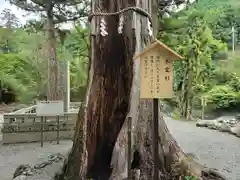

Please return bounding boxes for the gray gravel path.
[0,117,240,180]
[165,116,240,180]
[0,139,72,180]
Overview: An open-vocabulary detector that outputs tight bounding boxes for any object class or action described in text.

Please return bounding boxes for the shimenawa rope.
[88,6,152,25]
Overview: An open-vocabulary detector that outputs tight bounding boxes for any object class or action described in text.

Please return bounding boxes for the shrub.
[171,108,181,120]
[205,85,240,110]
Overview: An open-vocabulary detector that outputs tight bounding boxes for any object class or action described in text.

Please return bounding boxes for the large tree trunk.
[57,0,136,179]
[86,0,136,178]
[108,0,227,180]
[56,0,228,179]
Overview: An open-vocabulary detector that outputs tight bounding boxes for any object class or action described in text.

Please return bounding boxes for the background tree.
[160,10,227,118]
[0,8,20,28]
[9,0,89,100]
[0,21,88,104]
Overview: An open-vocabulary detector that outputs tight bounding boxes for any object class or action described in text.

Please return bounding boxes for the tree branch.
[9,0,46,12]
[53,3,89,24]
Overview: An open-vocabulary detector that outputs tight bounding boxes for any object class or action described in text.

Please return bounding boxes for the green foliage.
[160,8,228,117]
[184,176,197,180]
[201,61,240,110]
[0,48,47,101]
[0,8,19,28]
[64,25,89,101]
[218,56,240,77]
[0,23,89,103]
[190,0,240,49]
[64,25,89,59]
[9,0,89,24]
[160,0,240,117]
[1,0,240,113]
[205,85,240,110]
[171,108,181,120]
[0,28,18,53]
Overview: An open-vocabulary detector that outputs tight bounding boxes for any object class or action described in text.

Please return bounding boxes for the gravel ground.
[0,138,72,180]
[0,117,240,180]
[165,116,240,180]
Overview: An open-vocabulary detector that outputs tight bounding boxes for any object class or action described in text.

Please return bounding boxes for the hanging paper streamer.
[118,15,124,34]
[100,17,108,36]
[147,19,153,36]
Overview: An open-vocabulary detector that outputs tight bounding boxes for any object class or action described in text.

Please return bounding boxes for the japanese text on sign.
[155,56,160,94]
[164,59,171,81]
[140,50,173,99]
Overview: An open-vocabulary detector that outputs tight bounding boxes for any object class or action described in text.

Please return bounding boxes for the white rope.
[89,6,153,36]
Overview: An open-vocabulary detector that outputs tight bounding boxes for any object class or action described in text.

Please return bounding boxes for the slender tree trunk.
[47,5,58,100]
[181,57,194,120]
[180,71,187,117]
[180,61,190,118]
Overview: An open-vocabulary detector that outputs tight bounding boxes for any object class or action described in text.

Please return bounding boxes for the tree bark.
[85,0,136,178]
[47,4,58,100]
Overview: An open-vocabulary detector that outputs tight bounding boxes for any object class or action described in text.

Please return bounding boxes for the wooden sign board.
[140,51,173,98]
[134,39,183,99]
[36,100,64,116]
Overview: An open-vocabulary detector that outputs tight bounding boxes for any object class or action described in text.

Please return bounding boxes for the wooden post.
[57,115,60,144]
[201,96,206,120]
[40,116,44,147]
[58,59,69,112]
[127,116,132,179]
[201,104,205,120]
[63,60,70,112]
[0,80,2,103]
[153,98,159,179]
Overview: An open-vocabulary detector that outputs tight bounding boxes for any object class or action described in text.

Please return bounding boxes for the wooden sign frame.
[133,39,183,99]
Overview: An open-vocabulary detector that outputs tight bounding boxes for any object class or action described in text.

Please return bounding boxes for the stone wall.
[1,112,77,144]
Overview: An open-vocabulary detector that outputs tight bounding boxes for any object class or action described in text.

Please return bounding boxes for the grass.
[171,108,181,120]
[184,176,197,180]
[219,49,240,77]
[197,0,240,7]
